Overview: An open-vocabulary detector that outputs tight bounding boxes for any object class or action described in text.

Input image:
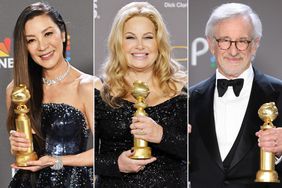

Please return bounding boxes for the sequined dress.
[95,89,187,188]
[9,103,93,188]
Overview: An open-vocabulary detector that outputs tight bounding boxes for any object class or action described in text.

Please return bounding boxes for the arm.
[154,96,187,160]
[93,82,122,177]
[152,121,187,160]
[151,115,187,160]
[131,97,187,160]
[95,128,156,177]
[95,117,122,177]
[12,75,94,171]
[94,87,156,177]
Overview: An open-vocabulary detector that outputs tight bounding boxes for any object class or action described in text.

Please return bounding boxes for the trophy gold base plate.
[16,152,38,166]
[130,147,152,159]
[255,170,280,183]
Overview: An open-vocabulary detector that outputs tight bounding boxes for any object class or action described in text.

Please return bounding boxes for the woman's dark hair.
[7,2,67,155]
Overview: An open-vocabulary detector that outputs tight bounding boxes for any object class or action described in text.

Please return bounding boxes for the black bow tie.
[217,78,244,97]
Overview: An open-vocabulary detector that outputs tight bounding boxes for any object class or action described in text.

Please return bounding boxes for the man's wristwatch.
[50,155,64,170]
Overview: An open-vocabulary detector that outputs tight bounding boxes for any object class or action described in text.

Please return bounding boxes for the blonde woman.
[95,2,187,187]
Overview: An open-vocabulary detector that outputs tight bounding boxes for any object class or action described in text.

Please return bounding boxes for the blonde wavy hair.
[101,2,186,107]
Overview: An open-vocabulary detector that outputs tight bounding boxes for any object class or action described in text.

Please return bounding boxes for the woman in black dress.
[7,2,93,187]
[95,2,187,187]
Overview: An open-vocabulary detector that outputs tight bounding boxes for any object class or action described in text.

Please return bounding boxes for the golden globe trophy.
[11,84,38,166]
[130,81,152,159]
[255,102,280,183]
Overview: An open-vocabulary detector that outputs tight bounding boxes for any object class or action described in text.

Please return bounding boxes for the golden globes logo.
[0,37,13,69]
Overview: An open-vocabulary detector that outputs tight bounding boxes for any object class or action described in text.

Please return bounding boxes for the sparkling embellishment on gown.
[95,89,187,188]
[9,103,93,188]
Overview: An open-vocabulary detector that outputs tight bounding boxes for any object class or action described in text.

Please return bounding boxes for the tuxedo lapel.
[192,75,224,170]
[229,68,280,170]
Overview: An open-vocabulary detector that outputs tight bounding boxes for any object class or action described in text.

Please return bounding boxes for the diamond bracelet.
[50,155,64,170]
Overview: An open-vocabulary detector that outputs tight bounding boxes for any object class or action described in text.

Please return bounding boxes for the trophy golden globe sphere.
[11,84,38,166]
[131,81,150,100]
[130,81,152,159]
[12,84,31,104]
[258,102,278,124]
[255,102,280,183]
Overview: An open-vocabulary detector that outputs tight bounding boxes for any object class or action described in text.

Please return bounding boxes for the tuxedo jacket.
[189,67,282,188]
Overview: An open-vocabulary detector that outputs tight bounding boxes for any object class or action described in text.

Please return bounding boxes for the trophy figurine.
[130,81,152,159]
[11,84,38,166]
[255,102,280,183]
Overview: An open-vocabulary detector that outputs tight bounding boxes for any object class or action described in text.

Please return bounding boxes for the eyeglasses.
[214,37,252,51]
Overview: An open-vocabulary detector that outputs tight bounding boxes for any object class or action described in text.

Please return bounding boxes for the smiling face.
[24,14,65,69]
[208,16,259,79]
[122,16,158,72]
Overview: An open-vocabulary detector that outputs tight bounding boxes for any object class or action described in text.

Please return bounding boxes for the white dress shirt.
[214,64,254,161]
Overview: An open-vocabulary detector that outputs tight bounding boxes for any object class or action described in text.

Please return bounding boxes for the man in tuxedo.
[189,3,282,188]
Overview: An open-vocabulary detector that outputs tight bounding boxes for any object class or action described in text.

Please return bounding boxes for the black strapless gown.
[9,103,93,188]
[95,89,187,188]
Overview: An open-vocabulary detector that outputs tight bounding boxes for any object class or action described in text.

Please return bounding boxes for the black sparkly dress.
[95,89,187,188]
[9,103,93,188]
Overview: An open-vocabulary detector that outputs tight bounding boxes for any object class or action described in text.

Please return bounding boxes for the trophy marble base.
[16,152,38,166]
[130,147,152,159]
[255,170,280,183]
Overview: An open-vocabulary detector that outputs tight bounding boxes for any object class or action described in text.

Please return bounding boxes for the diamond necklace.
[42,61,71,86]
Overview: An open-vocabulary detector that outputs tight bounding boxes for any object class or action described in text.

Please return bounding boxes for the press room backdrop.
[190,0,282,86]
[94,0,188,76]
[0,0,93,186]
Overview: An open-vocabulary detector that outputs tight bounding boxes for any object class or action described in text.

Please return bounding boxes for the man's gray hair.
[205,3,262,39]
